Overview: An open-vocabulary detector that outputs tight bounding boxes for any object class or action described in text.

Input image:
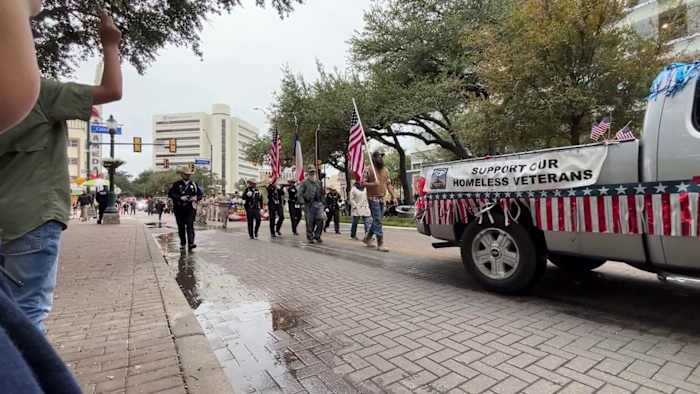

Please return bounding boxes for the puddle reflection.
[154,231,307,393]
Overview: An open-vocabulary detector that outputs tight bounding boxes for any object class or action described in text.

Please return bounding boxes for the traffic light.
[188,163,196,173]
[163,158,170,169]
[133,137,142,153]
[168,138,177,153]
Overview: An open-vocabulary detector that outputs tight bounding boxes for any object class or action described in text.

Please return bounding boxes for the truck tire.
[460,213,544,294]
[548,253,606,272]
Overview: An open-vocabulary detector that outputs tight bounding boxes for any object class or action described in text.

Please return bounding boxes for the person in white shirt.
[349,176,372,240]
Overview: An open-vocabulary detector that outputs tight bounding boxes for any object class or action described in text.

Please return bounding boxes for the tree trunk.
[569,115,584,145]
[391,134,413,205]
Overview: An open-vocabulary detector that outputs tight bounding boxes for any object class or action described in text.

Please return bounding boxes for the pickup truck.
[415,62,700,293]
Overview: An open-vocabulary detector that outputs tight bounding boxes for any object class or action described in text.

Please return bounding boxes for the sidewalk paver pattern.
[156,225,700,394]
[47,220,188,394]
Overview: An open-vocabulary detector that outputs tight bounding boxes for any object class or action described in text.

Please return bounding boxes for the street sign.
[195,159,211,165]
[90,123,123,135]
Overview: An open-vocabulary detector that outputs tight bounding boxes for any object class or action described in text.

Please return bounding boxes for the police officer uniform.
[267,182,285,238]
[95,186,109,224]
[242,180,263,239]
[168,167,203,250]
[286,180,302,235]
[324,188,342,234]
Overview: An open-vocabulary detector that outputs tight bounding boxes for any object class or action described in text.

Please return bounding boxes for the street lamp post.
[102,115,124,224]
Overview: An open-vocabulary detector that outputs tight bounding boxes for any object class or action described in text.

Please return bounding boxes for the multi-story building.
[67,119,104,182]
[622,0,700,57]
[152,104,260,194]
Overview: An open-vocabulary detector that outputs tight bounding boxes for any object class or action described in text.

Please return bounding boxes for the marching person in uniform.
[242,179,263,239]
[299,165,325,243]
[155,198,166,224]
[324,187,342,234]
[95,186,109,224]
[286,180,302,235]
[168,167,203,251]
[267,179,285,238]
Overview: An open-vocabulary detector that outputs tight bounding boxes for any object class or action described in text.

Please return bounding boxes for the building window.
[156,120,200,125]
[155,128,201,133]
[221,119,227,183]
[68,139,80,148]
[69,158,79,165]
[659,5,688,44]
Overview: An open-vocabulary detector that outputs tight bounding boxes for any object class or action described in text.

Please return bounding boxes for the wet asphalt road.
[146,215,700,394]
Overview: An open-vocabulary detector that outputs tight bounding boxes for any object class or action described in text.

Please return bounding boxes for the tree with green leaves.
[350,0,509,159]
[469,0,666,150]
[33,0,303,76]
[243,135,272,166]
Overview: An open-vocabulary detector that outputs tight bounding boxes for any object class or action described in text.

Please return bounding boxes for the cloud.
[72,0,371,177]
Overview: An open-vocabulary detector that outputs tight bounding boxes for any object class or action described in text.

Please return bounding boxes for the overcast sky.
[73,0,373,176]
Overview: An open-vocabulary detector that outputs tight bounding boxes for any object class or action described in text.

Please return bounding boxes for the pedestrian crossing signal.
[163,159,170,169]
[133,137,142,153]
[168,139,177,153]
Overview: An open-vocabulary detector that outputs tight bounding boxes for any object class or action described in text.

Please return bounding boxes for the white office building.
[622,0,700,57]
[152,104,260,194]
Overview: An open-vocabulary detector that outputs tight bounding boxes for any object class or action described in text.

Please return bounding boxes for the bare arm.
[0,1,41,133]
[93,11,123,105]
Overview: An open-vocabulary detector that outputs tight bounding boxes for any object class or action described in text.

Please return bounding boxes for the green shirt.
[0,79,93,242]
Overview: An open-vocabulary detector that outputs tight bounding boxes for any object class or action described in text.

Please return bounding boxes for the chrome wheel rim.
[471,228,519,280]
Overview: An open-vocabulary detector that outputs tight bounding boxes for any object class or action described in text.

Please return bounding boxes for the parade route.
[146,214,700,394]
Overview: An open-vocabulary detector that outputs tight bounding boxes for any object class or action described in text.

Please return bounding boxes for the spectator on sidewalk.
[78,190,93,222]
[0,273,82,394]
[95,186,109,224]
[156,199,166,224]
[0,10,123,332]
[168,167,203,251]
[349,176,372,241]
[0,0,42,134]
[363,149,397,253]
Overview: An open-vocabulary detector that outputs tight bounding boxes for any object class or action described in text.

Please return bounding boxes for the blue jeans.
[0,221,63,332]
[368,199,385,238]
[350,216,371,238]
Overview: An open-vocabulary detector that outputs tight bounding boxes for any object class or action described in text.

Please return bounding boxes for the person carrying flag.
[267,179,285,238]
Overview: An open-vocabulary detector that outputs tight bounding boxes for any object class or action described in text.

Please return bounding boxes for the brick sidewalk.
[46,218,231,394]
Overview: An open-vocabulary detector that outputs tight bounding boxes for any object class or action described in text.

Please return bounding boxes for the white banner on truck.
[424,145,608,193]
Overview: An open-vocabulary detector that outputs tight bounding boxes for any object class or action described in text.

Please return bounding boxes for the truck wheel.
[460,213,544,294]
[548,253,606,272]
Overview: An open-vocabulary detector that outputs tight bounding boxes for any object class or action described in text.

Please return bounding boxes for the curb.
[141,223,233,394]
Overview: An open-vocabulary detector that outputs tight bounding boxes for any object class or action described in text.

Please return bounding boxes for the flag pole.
[607,111,613,141]
[352,98,378,182]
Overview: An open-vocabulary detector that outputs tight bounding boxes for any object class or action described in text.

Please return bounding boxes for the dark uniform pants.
[246,208,261,238]
[174,207,196,246]
[325,208,340,233]
[289,204,302,234]
[304,206,324,241]
[98,207,106,224]
[269,204,284,235]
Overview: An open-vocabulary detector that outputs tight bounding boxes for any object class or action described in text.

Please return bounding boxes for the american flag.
[348,107,366,182]
[423,180,700,238]
[91,106,101,120]
[591,117,610,141]
[269,130,282,183]
[615,124,636,141]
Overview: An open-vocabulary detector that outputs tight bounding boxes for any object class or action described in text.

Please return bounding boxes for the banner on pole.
[423,145,608,193]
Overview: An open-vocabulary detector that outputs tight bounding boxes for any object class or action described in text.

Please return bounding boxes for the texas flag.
[294,133,304,182]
